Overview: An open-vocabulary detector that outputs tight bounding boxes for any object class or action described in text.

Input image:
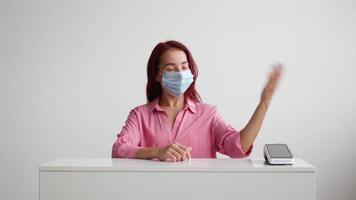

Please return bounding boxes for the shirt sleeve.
[211,106,253,158]
[111,109,142,158]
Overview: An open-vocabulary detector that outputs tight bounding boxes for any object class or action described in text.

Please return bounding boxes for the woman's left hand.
[260,64,283,107]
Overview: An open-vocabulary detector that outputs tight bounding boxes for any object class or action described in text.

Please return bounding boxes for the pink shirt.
[112,98,253,159]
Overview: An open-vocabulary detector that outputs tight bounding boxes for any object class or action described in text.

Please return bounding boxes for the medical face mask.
[161,70,194,97]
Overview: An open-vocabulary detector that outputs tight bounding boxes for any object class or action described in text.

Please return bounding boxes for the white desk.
[39,158,316,200]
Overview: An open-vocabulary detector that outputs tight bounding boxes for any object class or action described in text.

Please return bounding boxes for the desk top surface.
[39,158,315,172]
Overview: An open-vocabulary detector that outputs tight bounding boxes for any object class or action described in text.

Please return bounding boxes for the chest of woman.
[137,111,216,157]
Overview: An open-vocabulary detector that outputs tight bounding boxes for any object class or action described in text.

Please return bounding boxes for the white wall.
[1,0,355,199]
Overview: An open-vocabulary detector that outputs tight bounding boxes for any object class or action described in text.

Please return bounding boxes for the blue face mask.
[161,70,194,97]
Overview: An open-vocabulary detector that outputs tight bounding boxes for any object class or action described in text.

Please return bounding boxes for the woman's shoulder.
[195,101,216,108]
[130,103,151,113]
[194,101,218,113]
[129,99,159,115]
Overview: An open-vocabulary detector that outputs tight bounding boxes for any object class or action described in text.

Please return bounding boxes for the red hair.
[146,40,202,103]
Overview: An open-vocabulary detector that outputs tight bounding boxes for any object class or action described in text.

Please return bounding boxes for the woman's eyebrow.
[163,61,188,67]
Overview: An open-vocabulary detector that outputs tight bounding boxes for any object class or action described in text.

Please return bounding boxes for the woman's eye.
[165,66,174,71]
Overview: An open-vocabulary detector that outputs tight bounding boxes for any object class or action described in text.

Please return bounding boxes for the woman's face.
[156,48,190,82]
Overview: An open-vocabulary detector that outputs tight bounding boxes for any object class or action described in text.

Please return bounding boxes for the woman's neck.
[159,93,185,110]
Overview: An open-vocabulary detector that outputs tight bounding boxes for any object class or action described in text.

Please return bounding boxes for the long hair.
[146,40,202,103]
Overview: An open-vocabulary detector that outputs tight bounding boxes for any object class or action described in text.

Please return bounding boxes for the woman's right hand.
[156,143,191,162]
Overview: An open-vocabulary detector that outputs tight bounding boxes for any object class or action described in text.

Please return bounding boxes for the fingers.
[176,143,191,151]
[165,152,177,162]
[159,143,193,162]
[172,145,187,161]
[273,63,282,72]
[168,149,182,161]
[176,143,192,160]
[271,64,283,80]
[162,143,192,162]
[266,65,283,90]
[266,76,278,91]
[178,143,192,160]
[261,64,283,105]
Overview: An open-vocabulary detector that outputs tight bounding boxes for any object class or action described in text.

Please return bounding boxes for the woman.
[112,40,282,162]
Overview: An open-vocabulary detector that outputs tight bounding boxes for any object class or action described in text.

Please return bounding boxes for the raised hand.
[260,63,283,107]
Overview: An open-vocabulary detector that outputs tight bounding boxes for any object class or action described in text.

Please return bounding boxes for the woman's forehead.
[160,48,187,64]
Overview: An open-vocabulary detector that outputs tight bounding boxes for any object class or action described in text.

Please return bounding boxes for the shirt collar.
[148,97,197,114]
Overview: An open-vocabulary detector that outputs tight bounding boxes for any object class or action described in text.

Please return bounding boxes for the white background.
[1,0,355,199]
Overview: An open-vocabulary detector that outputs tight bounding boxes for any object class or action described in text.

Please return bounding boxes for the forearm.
[240,101,269,152]
[135,147,159,159]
